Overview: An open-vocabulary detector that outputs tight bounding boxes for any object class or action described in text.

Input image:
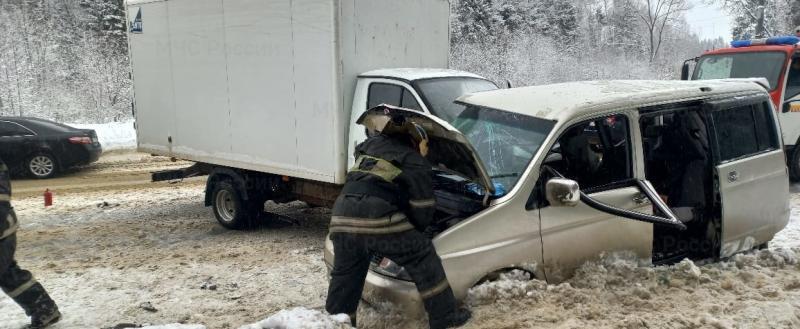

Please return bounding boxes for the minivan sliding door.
[706,96,789,258]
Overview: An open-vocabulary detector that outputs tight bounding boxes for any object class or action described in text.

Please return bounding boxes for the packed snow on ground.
[69,120,136,151]
[239,307,352,329]
[137,325,207,329]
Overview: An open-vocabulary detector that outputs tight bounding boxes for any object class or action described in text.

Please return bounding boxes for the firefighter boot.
[14,282,61,329]
[445,307,472,328]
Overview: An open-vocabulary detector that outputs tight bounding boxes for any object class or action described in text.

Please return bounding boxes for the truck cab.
[348,69,498,167]
[684,38,800,178]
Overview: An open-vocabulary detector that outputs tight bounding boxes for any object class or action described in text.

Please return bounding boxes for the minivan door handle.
[728,171,739,183]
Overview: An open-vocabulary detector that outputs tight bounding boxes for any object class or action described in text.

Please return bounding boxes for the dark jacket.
[0,157,17,240]
[330,134,436,232]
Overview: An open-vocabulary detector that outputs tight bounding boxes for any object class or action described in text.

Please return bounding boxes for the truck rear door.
[706,95,790,258]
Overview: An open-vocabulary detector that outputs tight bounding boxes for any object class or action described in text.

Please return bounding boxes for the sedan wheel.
[28,154,57,179]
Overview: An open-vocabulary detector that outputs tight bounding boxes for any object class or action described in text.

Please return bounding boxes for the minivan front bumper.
[362,272,425,316]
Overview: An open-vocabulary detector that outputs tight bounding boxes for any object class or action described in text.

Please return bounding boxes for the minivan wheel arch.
[474,267,537,286]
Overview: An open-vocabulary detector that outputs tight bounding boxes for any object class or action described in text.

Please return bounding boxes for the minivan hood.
[357,105,495,195]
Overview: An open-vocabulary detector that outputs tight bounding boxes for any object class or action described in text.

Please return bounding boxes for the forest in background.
[0,0,797,123]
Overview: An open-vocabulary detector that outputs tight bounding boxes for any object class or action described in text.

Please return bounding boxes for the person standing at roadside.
[0,157,61,328]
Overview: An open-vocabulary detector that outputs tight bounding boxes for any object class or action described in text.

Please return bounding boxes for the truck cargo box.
[125,0,450,184]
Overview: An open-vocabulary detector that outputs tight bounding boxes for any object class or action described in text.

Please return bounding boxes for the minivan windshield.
[692,52,787,91]
[452,106,555,196]
[416,78,498,123]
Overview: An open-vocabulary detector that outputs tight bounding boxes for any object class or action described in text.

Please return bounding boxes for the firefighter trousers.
[325,229,457,329]
[1,234,58,320]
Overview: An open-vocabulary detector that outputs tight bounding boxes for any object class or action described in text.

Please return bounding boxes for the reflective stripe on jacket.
[331,134,436,232]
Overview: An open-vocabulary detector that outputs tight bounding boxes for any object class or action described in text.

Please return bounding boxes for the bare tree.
[637,0,691,62]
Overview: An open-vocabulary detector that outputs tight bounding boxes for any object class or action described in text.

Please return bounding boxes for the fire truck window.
[787,59,800,99]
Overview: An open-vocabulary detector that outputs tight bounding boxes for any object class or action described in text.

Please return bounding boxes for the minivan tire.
[26,153,58,179]
[211,180,261,230]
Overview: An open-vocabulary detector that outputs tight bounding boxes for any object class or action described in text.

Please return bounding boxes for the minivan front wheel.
[27,153,58,179]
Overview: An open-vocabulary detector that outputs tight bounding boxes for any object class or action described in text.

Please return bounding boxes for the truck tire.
[211,180,261,229]
[790,147,800,181]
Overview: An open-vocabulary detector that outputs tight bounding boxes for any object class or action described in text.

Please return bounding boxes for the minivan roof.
[456,80,767,122]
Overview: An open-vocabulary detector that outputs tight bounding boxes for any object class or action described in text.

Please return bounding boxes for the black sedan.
[0,117,102,179]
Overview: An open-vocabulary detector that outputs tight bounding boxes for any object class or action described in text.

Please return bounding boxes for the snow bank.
[239,307,352,329]
[464,248,800,328]
[772,194,800,249]
[69,120,136,151]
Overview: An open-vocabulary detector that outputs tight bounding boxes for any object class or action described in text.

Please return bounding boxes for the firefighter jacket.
[329,134,436,234]
[0,157,17,240]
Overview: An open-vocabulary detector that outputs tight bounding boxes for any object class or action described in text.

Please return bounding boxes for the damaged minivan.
[323,80,790,313]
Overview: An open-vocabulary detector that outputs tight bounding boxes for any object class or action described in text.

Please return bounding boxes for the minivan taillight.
[68,136,92,144]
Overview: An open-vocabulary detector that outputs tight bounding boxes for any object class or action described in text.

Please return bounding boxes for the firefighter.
[325,108,471,329]
[0,157,61,328]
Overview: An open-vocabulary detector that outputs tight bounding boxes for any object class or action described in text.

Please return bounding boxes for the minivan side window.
[367,83,422,111]
[545,114,632,191]
[713,103,779,162]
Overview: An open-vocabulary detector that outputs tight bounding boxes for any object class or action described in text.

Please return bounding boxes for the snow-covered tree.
[711,0,796,38]
[0,0,131,122]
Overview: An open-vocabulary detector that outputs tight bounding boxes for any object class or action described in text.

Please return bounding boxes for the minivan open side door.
[535,113,683,282]
[705,95,790,258]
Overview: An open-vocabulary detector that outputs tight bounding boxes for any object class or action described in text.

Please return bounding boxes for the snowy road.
[1,153,799,328]
[11,153,193,198]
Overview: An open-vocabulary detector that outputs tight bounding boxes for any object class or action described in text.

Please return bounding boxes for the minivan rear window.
[712,102,779,162]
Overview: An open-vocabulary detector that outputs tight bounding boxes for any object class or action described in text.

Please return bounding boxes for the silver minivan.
[324,80,790,313]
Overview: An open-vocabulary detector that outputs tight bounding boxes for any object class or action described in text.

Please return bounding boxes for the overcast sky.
[684,0,733,41]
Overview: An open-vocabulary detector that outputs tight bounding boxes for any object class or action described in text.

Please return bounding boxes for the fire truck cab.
[684,38,800,179]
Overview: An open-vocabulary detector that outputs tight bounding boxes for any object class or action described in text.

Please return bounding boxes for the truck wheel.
[791,148,800,181]
[212,180,256,229]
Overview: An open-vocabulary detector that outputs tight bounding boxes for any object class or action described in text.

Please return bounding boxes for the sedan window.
[0,121,35,137]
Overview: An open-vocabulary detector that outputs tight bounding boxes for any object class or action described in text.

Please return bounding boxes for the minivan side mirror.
[540,166,685,230]
[545,178,580,207]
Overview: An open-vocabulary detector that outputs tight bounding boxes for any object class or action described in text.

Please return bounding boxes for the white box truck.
[125,0,499,228]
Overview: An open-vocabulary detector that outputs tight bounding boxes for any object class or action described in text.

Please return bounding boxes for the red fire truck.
[683,37,800,178]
